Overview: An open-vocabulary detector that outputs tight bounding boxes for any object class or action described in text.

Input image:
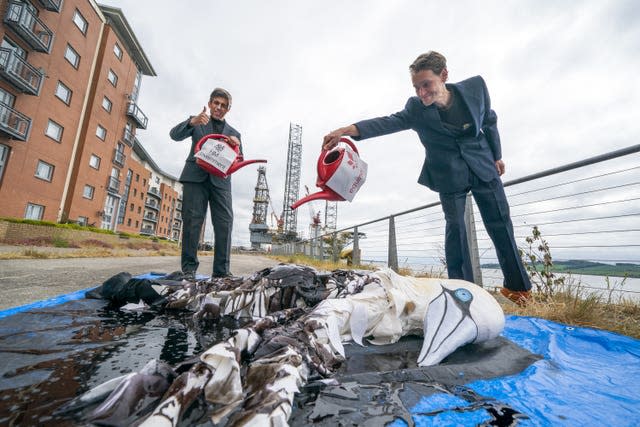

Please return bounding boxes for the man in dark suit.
[323,52,531,305]
[170,88,241,279]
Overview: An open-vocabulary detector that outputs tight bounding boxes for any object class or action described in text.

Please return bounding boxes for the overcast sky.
[99,0,640,247]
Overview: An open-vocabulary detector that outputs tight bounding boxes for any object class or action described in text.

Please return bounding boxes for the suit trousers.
[438,174,531,292]
[181,181,233,276]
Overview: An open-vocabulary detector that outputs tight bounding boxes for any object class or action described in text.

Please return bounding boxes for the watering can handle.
[321,137,359,155]
[203,133,230,144]
[195,133,238,154]
[338,137,359,154]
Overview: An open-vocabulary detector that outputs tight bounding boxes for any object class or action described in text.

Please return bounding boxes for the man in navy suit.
[170,88,241,280]
[323,51,531,305]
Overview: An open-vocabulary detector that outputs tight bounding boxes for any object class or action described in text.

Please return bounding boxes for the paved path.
[0,254,276,310]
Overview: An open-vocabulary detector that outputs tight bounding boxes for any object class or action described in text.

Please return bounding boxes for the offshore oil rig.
[248,123,337,249]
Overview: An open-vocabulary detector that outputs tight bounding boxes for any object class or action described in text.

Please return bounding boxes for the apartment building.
[0,1,181,239]
[133,139,182,241]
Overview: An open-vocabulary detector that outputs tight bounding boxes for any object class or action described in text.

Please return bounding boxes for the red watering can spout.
[290,189,342,210]
[227,158,267,174]
[290,137,366,210]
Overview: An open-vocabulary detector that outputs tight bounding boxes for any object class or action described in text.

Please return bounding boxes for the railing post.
[464,193,483,286]
[317,235,323,261]
[353,226,360,265]
[388,215,398,272]
[332,232,338,263]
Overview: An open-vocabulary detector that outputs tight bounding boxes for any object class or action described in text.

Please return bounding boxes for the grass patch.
[268,253,376,272]
[83,239,114,249]
[21,249,51,259]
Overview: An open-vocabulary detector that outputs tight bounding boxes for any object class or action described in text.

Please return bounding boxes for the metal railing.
[126,102,148,129]
[112,149,126,167]
[37,0,62,12]
[3,0,54,53]
[106,176,120,193]
[273,144,640,299]
[148,187,161,198]
[121,127,135,147]
[0,101,31,140]
[0,47,44,95]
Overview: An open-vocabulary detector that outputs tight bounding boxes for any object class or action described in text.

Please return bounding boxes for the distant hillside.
[481,260,640,279]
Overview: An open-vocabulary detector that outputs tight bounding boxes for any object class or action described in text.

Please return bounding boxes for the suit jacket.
[354,75,501,193]
[169,117,242,189]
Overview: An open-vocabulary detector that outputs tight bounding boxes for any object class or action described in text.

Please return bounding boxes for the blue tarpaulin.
[393,316,640,426]
[1,276,639,426]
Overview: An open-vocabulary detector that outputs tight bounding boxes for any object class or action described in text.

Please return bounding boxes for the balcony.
[145,199,159,211]
[0,48,44,95]
[112,149,125,167]
[147,187,161,199]
[0,101,31,140]
[126,102,148,129]
[37,0,62,12]
[4,1,54,53]
[106,176,120,193]
[140,226,155,236]
[144,213,158,223]
[121,126,134,147]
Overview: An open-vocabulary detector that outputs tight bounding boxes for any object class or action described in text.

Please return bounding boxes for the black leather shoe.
[182,271,196,281]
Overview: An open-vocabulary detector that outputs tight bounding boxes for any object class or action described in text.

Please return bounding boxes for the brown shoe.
[500,288,532,307]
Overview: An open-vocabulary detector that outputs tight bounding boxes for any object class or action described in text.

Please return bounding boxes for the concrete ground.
[0,251,276,311]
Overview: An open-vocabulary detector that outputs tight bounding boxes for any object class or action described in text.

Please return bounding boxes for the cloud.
[100,0,640,249]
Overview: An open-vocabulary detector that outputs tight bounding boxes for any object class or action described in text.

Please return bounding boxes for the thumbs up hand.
[190,106,210,126]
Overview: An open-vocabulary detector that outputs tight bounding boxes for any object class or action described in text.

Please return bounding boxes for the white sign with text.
[194,138,237,174]
[325,145,368,202]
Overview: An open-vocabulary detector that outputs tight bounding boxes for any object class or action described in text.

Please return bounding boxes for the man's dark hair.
[409,51,447,75]
[209,87,232,104]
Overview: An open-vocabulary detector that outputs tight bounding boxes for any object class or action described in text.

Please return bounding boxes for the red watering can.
[291,137,367,210]
[194,134,266,178]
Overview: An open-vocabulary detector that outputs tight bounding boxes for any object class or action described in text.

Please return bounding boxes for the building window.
[55,81,72,104]
[78,216,88,226]
[25,203,44,220]
[127,218,131,226]
[137,206,141,214]
[83,185,94,199]
[35,160,54,181]
[129,203,134,211]
[107,69,118,87]
[96,125,106,140]
[133,188,137,196]
[0,144,8,184]
[64,44,80,68]
[135,173,139,182]
[72,9,88,34]
[135,220,139,227]
[102,96,112,113]
[45,120,63,142]
[143,178,147,186]
[89,154,101,169]
[113,43,123,60]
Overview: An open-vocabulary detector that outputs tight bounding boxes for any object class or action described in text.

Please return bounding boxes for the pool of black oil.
[0,298,246,426]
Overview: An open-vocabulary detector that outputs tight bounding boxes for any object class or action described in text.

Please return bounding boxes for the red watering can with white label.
[194,134,266,178]
[291,137,367,210]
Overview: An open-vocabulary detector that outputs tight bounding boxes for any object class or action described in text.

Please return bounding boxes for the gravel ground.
[0,251,276,310]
